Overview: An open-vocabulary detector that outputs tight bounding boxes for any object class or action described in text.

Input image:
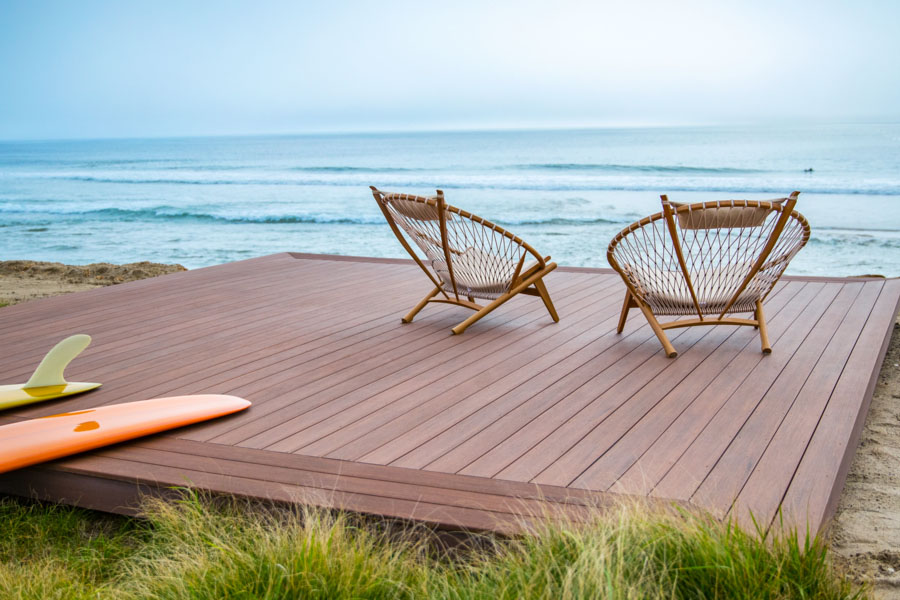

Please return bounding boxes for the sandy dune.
[0,260,186,306]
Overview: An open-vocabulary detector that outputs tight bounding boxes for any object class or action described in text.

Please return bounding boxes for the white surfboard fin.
[0,335,101,411]
[24,334,93,388]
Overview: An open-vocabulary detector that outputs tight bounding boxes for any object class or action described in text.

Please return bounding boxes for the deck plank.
[574,281,805,491]
[2,258,403,382]
[608,281,822,495]
[691,282,867,516]
[729,281,883,530]
[295,277,621,458]
[264,274,604,453]
[0,253,895,535]
[334,283,633,465]
[779,279,900,531]
[216,277,588,448]
[565,280,803,490]
[646,282,841,500]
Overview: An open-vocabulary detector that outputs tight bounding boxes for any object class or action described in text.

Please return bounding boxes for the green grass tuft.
[0,496,145,599]
[0,492,868,599]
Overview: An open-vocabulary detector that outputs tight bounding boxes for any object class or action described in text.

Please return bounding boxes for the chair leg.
[617,290,635,333]
[532,278,559,322]
[756,300,772,354]
[637,302,678,358]
[451,290,516,335]
[451,266,556,335]
[403,286,441,323]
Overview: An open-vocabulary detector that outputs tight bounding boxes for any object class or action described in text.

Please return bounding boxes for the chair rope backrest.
[607,193,810,317]
[371,187,546,301]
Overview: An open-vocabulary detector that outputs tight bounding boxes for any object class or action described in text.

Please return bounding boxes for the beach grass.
[0,495,145,599]
[0,491,867,599]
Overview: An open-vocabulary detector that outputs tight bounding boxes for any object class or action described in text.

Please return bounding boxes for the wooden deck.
[0,252,897,535]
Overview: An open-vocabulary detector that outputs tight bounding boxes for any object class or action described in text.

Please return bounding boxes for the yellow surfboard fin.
[0,335,102,411]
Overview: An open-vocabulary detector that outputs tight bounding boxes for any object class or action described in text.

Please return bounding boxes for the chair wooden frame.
[371,186,559,334]
[607,192,810,358]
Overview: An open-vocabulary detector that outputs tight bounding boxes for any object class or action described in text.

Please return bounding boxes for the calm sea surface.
[1,124,899,276]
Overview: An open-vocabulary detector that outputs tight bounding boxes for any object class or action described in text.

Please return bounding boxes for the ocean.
[1,123,899,276]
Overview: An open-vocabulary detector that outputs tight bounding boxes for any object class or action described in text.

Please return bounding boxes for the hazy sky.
[0,0,898,139]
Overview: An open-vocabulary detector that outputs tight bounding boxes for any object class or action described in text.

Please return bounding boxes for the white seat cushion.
[428,246,537,299]
[624,263,765,313]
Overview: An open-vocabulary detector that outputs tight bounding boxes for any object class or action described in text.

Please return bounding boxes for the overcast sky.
[0,0,897,140]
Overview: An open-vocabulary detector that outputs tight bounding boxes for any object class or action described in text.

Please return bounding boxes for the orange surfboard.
[0,394,250,474]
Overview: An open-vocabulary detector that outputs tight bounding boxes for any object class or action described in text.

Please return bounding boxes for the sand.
[0,260,898,596]
[0,260,186,306]
[830,316,900,599]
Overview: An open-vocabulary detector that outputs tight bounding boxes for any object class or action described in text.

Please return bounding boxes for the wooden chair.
[371,186,559,334]
[607,192,810,357]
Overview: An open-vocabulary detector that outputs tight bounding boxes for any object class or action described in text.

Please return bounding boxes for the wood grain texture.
[0,253,895,535]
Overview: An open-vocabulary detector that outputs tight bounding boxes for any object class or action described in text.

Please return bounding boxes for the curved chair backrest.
[371,187,547,301]
[607,192,810,317]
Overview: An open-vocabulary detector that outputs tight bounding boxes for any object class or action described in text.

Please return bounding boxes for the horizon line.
[1,117,898,144]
